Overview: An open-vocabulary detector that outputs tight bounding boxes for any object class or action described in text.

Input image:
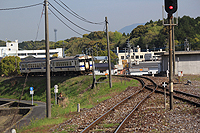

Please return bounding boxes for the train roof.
[20,58,46,63]
[51,56,77,61]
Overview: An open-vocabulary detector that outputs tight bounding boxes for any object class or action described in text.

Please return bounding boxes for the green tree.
[0,56,21,76]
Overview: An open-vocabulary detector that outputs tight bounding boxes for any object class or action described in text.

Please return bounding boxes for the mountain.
[118,23,145,34]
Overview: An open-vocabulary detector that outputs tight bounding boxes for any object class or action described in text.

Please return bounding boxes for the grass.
[0,75,139,132]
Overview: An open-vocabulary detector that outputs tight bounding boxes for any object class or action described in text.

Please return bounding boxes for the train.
[19,54,93,76]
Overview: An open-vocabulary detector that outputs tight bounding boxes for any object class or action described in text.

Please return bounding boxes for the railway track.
[155,85,200,107]
[49,75,200,132]
[81,76,158,133]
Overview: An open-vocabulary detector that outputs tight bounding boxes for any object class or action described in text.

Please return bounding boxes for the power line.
[0,2,43,11]
[55,0,104,25]
[49,7,82,36]
[49,2,92,33]
[35,5,45,41]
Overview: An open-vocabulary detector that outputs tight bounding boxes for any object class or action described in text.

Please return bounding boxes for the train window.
[18,53,26,56]
[121,56,124,59]
[79,59,84,62]
[37,53,45,55]
[28,53,36,55]
[140,55,143,59]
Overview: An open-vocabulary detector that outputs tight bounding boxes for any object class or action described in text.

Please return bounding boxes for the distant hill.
[118,23,145,34]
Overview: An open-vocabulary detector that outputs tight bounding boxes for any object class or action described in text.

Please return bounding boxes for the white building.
[116,46,155,65]
[0,40,19,57]
[0,40,63,58]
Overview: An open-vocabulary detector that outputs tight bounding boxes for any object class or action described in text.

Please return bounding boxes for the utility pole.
[168,14,173,110]
[184,38,189,51]
[96,43,98,56]
[105,17,112,88]
[45,0,51,118]
[92,48,95,89]
[127,39,132,69]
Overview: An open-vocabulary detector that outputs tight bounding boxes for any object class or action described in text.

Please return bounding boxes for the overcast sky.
[0,0,199,42]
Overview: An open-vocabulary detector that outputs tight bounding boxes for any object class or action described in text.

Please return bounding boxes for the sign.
[54,89,58,93]
[30,87,33,91]
[30,90,34,95]
[54,85,58,93]
[54,85,58,89]
[162,82,167,88]
[178,71,183,77]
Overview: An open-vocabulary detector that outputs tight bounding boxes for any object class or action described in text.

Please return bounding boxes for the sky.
[0,0,200,43]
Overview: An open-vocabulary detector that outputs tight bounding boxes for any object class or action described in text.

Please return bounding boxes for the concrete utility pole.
[127,39,132,69]
[92,48,95,89]
[96,43,98,56]
[45,0,51,118]
[105,17,112,88]
[168,14,173,110]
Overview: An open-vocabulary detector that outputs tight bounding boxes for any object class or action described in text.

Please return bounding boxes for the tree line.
[0,16,200,76]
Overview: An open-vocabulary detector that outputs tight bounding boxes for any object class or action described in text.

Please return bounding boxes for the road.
[0,98,46,133]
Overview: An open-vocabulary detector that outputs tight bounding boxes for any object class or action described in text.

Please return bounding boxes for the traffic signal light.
[165,0,177,14]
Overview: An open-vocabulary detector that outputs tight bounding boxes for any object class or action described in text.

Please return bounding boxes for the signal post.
[164,0,178,110]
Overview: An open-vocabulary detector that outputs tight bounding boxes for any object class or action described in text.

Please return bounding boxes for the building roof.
[162,51,200,56]
[94,56,107,60]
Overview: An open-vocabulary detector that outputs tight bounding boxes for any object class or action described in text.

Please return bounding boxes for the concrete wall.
[160,52,200,75]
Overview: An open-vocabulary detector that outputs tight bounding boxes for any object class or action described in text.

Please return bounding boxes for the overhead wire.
[49,2,92,33]
[0,1,105,38]
[55,0,105,25]
[35,5,45,41]
[0,2,43,11]
[49,7,82,36]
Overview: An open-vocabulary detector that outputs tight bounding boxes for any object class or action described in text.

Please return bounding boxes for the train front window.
[79,59,84,62]
[86,59,92,62]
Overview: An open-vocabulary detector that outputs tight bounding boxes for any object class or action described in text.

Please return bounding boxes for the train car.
[20,58,46,75]
[51,56,79,73]
[19,54,93,76]
[76,54,93,72]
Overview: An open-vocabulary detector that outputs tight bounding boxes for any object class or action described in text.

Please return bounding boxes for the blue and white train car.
[20,58,46,75]
[51,56,80,73]
[19,54,93,75]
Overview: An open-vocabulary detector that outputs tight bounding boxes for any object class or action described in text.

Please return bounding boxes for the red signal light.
[169,6,173,10]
